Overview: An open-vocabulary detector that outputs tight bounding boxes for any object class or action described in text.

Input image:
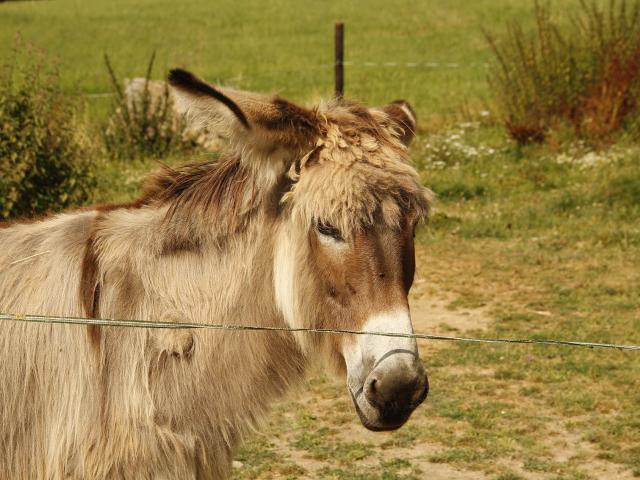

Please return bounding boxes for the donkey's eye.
[316,221,343,241]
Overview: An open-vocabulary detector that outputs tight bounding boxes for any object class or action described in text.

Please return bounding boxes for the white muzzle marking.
[343,308,418,394]
[343,308,423,428]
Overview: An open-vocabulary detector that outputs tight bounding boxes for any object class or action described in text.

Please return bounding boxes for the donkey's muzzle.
[358,361,429,431]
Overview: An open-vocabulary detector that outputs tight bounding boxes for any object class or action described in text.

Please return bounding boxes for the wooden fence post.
[335,22,344,98]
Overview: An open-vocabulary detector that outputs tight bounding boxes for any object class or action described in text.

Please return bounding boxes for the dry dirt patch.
[409,274,493,353]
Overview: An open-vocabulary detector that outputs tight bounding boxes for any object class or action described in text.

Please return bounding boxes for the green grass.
[0,0,593,120]
[2,0,638,478]
[414,127,640,477]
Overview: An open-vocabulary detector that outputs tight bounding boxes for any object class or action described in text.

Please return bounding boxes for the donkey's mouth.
[349,386,424,432]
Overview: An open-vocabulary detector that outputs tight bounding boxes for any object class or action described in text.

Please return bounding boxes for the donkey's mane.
[141,156,258,232]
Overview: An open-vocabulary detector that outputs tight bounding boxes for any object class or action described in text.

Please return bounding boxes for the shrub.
[0,45,95,219]
[102,52,192,160]
[486,0,640,144]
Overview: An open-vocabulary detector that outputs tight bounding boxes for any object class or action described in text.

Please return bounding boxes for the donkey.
[0,68,431,479]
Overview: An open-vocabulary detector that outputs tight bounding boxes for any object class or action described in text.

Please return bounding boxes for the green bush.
[102,52,192,160]
[0,46,95,219]
[486,0,640,145]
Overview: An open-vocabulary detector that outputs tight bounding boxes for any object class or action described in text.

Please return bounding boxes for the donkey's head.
[169,69,430,431]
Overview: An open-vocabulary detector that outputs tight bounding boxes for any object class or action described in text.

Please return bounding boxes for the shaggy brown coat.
[0,71,430,479]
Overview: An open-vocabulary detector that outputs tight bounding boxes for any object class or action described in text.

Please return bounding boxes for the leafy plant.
[0,43,95,219]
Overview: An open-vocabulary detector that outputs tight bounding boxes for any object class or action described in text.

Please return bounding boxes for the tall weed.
[486,0,640,144]
[102,52,191,160]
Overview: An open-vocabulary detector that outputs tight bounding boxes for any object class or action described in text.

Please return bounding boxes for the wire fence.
[1,312,638,351]
[82,59,489,99]
[341,60,489,68]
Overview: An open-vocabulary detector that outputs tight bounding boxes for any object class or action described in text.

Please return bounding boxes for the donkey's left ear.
[168,68,320,152]
[378,100,417,146]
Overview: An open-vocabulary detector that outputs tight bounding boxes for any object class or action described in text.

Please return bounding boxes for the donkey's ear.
[379,100,417,146]
[168,68,250,129]
[168,68,320,151]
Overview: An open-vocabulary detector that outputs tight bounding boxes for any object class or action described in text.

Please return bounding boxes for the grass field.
[0,0,587,117]
[2,0,639,478]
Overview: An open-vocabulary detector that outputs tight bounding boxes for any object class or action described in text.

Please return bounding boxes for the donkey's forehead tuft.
[285,102,431,236]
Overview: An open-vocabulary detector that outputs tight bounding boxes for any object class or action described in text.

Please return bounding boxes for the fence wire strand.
[83,60,490,98]
[1,313,638,351]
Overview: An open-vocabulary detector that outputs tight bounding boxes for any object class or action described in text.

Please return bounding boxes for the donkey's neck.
[93,189,306,474]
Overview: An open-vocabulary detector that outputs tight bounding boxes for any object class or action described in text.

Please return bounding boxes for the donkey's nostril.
[365,376,382,408]
[370,378,377,393]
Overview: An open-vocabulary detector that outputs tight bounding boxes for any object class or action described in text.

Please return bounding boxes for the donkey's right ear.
[168,68,320,152]
[168,68,251,130]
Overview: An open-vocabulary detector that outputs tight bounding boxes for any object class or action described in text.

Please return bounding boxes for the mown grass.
[0,0,592,120]
[2,0,638,478]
